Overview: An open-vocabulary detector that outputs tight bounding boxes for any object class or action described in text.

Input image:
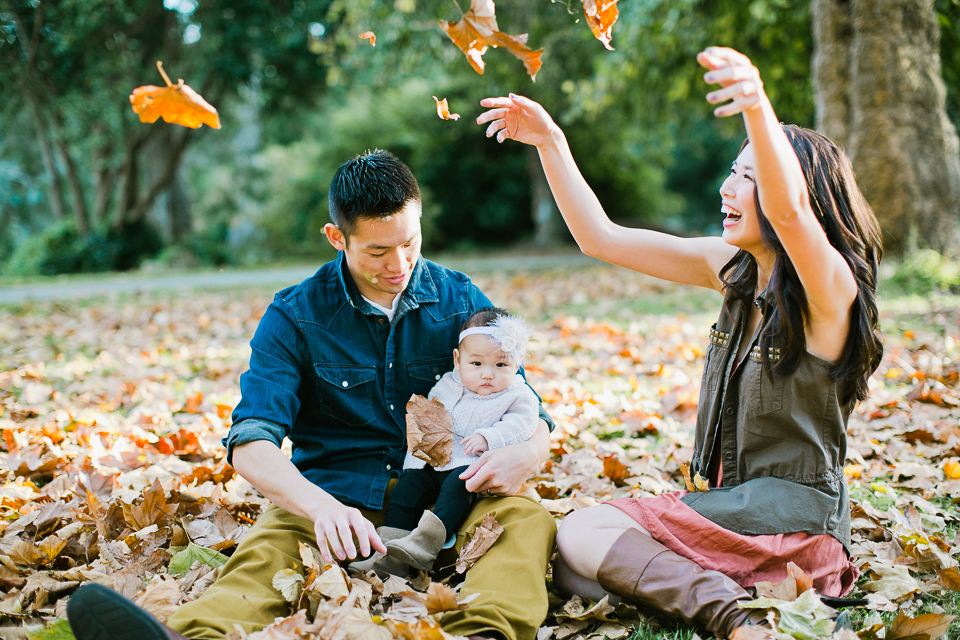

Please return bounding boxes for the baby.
[356,307,540,576]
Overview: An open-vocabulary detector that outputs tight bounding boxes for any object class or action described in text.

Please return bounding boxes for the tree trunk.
[24,92,66,223]
[526,146,568,246]
[94,144,118,225]
[812,0,960,254]
[56,140,91,236]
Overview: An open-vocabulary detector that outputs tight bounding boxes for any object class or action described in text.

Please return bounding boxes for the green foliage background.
[1,0,958,274]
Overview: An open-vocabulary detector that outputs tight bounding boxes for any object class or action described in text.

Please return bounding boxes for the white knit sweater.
[404,371,539,471]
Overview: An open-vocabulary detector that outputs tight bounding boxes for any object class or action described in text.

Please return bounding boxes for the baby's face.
[454,335,519,396]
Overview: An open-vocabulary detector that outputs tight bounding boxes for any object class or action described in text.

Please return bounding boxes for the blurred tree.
[813,0,960,254]
[0,0,335,247]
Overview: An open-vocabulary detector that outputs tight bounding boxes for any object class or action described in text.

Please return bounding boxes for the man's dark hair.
[328,149,421,238]
[460,307,509,334]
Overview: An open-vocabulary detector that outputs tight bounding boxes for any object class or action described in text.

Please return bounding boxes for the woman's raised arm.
[698,48,858,325]
[477,95,736,291]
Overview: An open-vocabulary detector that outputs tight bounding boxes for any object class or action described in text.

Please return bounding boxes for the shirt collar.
[336,252,438,315]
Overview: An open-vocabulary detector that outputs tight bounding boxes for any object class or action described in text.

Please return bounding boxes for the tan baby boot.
[385,511,447,572]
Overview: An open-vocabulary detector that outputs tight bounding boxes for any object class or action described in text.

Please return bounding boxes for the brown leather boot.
[67,583,190,640]
[596,529,767,639]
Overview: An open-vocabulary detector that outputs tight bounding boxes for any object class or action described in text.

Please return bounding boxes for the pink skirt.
[605,491,859,597]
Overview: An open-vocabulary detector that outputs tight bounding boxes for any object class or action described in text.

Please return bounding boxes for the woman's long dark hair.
[720,125,883,405]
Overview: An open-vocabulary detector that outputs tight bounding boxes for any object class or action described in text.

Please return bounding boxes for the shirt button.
[725,407,734,416]
[435,375,441,380]
[378,318,386,325]
[385,464,392,471]
[724,452,734,460]
[342,381,349,387]
[390,404,394,410]
[389,363,393,369]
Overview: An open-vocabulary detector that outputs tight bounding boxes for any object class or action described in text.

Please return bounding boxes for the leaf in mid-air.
[359,31,376,46]
[130,61,221,130]
[432,96,460,121]
[581,0,619,51]
[439,0,543,81]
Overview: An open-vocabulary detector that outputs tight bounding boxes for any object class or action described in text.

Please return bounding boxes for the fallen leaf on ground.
[423,582,476,614]
[456,513,503,574]
[439,0,543,80]
[887,612,956,640]
[406,395,454,467]
[130,61,220,129]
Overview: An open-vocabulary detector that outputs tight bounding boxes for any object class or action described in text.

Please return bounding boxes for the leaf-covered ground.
[1,264,959,640]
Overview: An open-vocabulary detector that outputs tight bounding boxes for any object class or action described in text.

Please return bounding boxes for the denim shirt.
[224,253,553,510]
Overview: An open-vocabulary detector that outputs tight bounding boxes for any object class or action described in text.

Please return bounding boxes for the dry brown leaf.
[423,582,477,614]
[406,395,454,467]
[936,567,960,590]
[432,96,461,121]
[601,455,630,486]
[730,626,776,640]
[887,612,956,640]
[387,618,455,640]
[134,574,181,624]
[359,31,376,46]
[439,0,543,80]
[581,0,619,50]
[787,561,814,594]
[130,61,221,130]
[679,463,696,492]
[455,513,503,573]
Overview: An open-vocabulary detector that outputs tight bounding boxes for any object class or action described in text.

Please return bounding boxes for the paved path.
[0,253,601,304]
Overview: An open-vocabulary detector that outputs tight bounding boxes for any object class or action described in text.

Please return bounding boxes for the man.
[67,150,556,640]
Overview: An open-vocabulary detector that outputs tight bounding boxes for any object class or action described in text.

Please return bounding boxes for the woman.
[476,47,882,638]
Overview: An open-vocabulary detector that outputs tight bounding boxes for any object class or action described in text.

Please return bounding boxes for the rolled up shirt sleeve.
[223,296,305,464]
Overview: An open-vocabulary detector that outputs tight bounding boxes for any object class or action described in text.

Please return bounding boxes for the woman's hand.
[697,47,766,118]
[476,93,558,146]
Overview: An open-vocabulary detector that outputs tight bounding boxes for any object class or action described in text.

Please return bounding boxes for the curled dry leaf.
[455,513,503,574]
[754,562,814,602]
[130,61,221,130]
[439,0,543,81]
[359,31,376,46]
[432,96,461,121]
[581,0,619,51]
[406,395,454,467]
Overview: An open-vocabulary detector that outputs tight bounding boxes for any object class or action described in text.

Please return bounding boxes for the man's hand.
[459,419,549,496]
[231,440,386,563]
[461,433,489,457]
[308,498,386,564]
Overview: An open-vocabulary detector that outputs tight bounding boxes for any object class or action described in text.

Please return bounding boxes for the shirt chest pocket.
[407,357,454,398]
[747,347,784,417]
[702,325,730,392]
[314,364,377,426]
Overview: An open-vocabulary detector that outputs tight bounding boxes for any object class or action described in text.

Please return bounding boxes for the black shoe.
[66,583,188,640]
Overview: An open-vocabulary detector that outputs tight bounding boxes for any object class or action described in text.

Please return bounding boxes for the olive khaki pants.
[168,496,556,640]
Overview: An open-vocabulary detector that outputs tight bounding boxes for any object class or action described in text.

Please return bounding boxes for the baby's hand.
[462,434,489,457]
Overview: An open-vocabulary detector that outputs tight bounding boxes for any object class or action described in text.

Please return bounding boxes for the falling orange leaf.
[432,96,461,121]
[581,0,619,51]
[439,0,543,81]
[130,61,221,130]
[359,31,376,46]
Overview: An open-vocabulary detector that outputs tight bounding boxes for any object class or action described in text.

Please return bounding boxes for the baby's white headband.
[458,314,531,361]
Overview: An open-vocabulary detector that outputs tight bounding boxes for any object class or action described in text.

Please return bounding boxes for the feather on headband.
[458,314,531,362]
